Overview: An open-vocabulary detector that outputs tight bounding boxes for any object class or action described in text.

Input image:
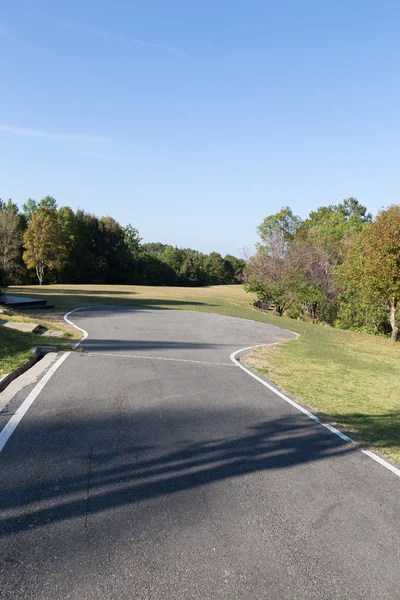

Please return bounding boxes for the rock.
[40,329,65,338]
[0,321,40,333]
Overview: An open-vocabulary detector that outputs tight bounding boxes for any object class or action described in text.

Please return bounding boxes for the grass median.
[5,283,400,464]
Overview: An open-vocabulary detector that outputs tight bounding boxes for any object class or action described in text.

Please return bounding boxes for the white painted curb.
[64,306,91,349]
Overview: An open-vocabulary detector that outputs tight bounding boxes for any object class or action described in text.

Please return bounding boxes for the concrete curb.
[0,346,57,393]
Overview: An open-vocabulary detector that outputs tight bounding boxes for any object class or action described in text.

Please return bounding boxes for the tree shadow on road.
[0,409,356,537]
[81,339,235,352]
[321,410,400,460]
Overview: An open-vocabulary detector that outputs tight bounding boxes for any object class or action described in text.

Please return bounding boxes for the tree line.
[0,196,246,290]
[1,194,399,341]
[244,198,400,341]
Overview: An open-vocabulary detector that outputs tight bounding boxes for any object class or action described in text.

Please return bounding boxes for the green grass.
[0,325,74,376]
[6,284,400,465]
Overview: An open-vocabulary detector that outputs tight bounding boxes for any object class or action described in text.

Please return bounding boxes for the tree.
[22,196,57,225]
[134,250,177,285]
[224,254,246,282]
[0,207,22,279]
[297,198,371,265]
[56,206,82,283]
[22,198,38,224]
[98,216,134,284]
[179,253,206,286]
[257,207,302,256]
[342,205,400,341]
[39,195,58,210]
[336,197,372,225]
[0,198,19,214]
[289,243,337,322]
[23,208,68,284]
[159,246,186,275]
[247,209,305,315]
[142,242,168,254]
[244,242,332,318]
[73,210,105,283]
[123,224,142,256]
[204,252,227,285]
[244,246,296,315]
[246,206,341,320]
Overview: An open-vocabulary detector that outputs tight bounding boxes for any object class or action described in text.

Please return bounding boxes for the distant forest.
[0,196,245,288]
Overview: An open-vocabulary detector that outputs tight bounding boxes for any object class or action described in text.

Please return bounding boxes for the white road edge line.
[64,306,92,349]
[0,352,71,453]
[64,307,235,367]
[230,345,400,479]
[88,352,235,367]
[0,305,97,453]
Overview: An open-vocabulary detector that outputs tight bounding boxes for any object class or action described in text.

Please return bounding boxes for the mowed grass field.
[4,283,400,465]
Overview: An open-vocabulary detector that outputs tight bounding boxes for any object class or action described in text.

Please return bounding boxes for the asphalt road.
[1,308,399,599]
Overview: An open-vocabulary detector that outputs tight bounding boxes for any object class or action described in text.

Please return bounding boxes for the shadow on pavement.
[10,288,215,311]
[0,409,355,537]
[81,339,234,352]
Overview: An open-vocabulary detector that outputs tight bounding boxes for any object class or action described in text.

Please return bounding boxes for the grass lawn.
[5,283,400,465]
[0,321,75,377]
[9,283,257,318]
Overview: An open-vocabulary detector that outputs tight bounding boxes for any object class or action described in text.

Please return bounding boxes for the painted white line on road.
[230,345,400,479]
[64,305,142,349]
[64,306,92,349]
[88,352,235,367]
[0,352,71,454]
[64,306,233,366]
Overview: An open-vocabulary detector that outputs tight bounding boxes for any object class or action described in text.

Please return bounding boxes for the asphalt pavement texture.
[1,307,399,599]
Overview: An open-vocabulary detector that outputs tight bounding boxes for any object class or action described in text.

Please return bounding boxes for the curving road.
[1,308,399,599]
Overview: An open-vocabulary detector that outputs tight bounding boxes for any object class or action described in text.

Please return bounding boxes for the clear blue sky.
[1,1,399,256]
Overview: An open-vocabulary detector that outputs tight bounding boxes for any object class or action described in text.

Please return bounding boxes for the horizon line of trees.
[243,198,400,341]
[2,194,399,342]
[0,196,246,290]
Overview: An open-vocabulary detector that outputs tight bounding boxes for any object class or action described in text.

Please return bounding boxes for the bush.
[335,287,391,335]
